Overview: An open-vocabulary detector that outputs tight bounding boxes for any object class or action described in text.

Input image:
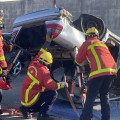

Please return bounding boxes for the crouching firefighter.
[75,27,117,120]
[20,49,68,120]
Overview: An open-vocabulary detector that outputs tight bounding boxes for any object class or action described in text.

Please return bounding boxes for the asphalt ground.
[0,73,120,120]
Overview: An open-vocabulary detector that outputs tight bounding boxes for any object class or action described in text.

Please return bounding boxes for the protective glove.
[59,82,68,89]
[0,68,11,88]
[10,45,13,51]
[80,85,87,95]
[2,69,8,77]
[0,67,7,77]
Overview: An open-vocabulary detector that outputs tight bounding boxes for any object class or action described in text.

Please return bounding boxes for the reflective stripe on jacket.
[75,37,117,80]
[21,56,59,107]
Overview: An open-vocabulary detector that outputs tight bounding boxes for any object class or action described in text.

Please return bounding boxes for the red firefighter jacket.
[0,31,7,68]
[75,37,117,80]
[21,56,60,107]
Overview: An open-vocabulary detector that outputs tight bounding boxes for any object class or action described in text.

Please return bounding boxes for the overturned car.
[9,7,120,102]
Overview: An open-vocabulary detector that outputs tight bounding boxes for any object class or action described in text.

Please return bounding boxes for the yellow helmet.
[39,51,53,65]
[86,27,99,36]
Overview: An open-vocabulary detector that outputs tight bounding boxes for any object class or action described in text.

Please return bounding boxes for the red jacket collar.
[87,37,98,41]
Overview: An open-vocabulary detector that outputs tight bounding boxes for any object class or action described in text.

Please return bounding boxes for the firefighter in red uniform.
[20,49,68,120]
[75,27,117,120]
[0,10,13,117]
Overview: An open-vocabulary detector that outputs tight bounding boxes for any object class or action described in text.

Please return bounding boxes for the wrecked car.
[9,7,120,103]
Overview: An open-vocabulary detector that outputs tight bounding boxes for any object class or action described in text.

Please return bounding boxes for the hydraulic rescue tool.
[0,49,22,90]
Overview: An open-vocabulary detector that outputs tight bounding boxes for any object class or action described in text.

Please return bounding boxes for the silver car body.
[11,7,120,101]
[12,8,120,69]
[45,20,85,49]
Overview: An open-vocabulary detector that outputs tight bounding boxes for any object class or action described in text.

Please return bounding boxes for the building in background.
[0,0,120,37]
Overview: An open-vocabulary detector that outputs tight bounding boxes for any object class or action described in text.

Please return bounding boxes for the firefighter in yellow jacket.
[20,49,68,120]
[76,27,117,120]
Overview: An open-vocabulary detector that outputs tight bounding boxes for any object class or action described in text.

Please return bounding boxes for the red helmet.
[0,77,12,90]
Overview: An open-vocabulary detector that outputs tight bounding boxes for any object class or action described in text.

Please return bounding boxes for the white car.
[10,7,120,102]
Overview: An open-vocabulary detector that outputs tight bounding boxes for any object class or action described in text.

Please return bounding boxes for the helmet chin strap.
[38,59,49,66]
[86,34,98,40]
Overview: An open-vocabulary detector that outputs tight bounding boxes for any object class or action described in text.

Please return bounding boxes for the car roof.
[13,8,61,28]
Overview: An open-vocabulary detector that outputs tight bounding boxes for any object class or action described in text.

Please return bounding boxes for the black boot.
[19,106,30,119]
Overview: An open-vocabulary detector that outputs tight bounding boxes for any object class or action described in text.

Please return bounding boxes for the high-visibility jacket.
[0,31,7,68]
[21,57,60,107]
[75,37,117,80]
